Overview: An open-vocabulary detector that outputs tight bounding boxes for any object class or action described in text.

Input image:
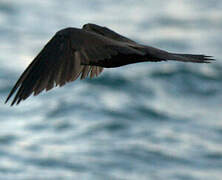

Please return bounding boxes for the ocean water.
[0,0,222,179]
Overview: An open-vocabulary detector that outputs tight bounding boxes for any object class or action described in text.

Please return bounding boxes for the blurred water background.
[0,0,222,179]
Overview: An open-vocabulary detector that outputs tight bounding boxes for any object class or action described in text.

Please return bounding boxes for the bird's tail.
[142,45,215,63]
[166,53,214,63]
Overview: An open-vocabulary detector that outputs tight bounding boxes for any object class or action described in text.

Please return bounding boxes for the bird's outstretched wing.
[5,27,146,106]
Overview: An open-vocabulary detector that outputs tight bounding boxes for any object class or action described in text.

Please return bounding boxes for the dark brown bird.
[5,23,214,106]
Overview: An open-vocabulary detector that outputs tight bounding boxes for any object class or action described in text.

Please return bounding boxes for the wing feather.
[6,33,82,105]
[81,66,91,79]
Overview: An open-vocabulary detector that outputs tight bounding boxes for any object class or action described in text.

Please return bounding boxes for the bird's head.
[82,23,136,44]
[55,28,74,40]
[82,23,108,36]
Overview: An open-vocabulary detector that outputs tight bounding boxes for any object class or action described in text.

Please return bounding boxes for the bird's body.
[5,23,214,106]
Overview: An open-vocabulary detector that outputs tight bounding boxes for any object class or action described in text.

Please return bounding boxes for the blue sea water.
[0,0,222,179]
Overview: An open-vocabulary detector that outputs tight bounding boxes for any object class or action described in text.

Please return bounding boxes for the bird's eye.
[56,33,67,42]
[57,34,64,38]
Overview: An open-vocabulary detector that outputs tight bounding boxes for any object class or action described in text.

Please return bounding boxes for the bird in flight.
[5,23,214,106]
